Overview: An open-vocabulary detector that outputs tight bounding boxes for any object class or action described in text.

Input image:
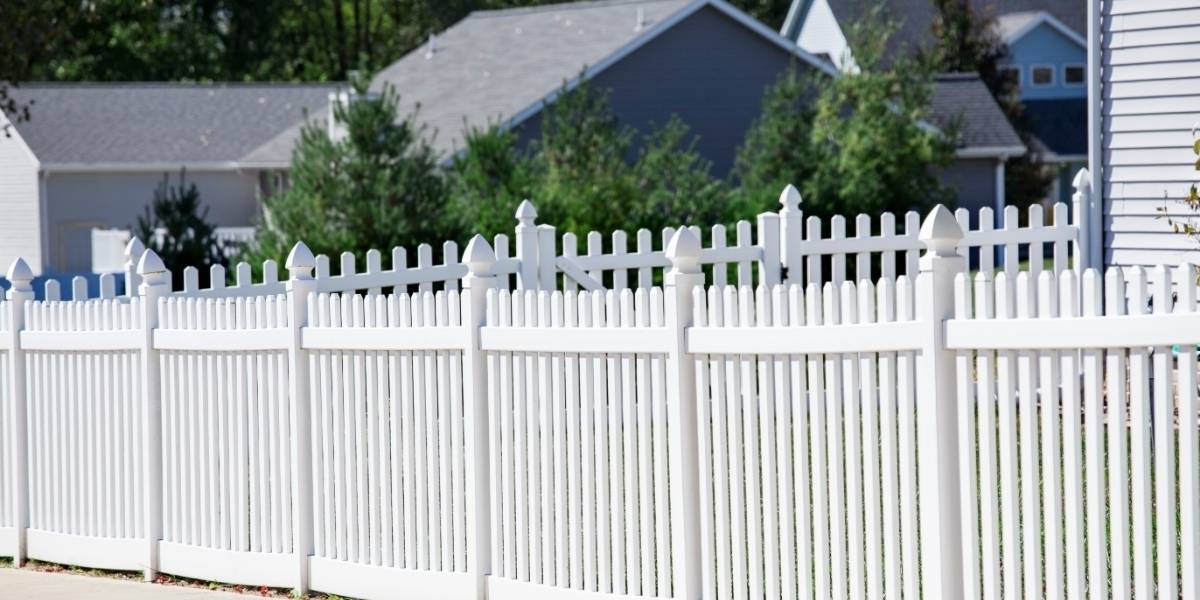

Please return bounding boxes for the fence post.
[125,237,145,297]
[137,250,169,581]
[664,228,704,600]
[778,184,804,286]
[5,259,33,566]
[1072,168,1091,274]
[515,200,539,291]
[285,242,317,594]
[915,205,966,599]
[461,235,497,599]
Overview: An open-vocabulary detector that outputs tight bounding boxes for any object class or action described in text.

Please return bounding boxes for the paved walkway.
[0,568,251,599]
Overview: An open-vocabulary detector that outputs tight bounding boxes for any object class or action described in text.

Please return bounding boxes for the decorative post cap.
[285,241,317,277]
[665,227,702,274]
[136,248,167,275]
[124,237,146,263]
[1072,167,1091,192]
[6,258,33,288]
[918,204,963,258]
[463,234,497,276]
[515,199,538,225]
[779,184,802,212]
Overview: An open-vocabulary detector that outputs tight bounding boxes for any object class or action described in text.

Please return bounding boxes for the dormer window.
[1031,65,1055,87]
[1064,64,1085,85]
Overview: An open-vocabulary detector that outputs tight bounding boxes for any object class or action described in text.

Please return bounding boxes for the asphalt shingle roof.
[370,0,694,158]
[930,73,1024,151]
[7,83,339,167]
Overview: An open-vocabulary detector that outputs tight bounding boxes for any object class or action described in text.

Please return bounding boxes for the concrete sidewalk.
[0,568,252,599]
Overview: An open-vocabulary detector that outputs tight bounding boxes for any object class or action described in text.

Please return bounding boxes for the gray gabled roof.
[6,83,340,169]
[930,73,1025,155]
[370,0,836,159]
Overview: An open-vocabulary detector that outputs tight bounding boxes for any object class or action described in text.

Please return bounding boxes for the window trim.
[1063,63,1085,86]
[1030,64,1055,87]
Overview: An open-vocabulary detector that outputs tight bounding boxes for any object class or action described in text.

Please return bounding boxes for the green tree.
[734,13,956,220]
[924,0,1054,211]
[134,169,228,289]
[446,123,535,238]
[247,80,447,267]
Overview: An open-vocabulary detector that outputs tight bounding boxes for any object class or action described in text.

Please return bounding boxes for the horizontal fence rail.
[7,186,1192,600]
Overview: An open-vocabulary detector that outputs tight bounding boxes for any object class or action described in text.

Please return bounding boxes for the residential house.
[782,0,1087,207]
[1085,0,1200,270]
[0,83,338,276]
[371,0,1022,217]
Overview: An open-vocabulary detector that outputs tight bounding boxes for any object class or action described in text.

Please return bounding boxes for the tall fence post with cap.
[286,242,317,594]
[137,250,170,581]
[778,184,804,286]
[915,205,966,599]
[461,234,497,599]
[5,259,33,565]
[664,228,704,599]
[515,200,540,291]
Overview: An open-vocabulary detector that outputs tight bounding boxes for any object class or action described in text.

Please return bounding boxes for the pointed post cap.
[515,199,538,226]
[779,184,802,212]
[918,204,963,258]
[285,241,317,278]
[1072,167,1091,193]
[124,237,146,263]
[6,258,34,291]
[666,227,702,274]
[137,248,166,275]
[463,234,497,276]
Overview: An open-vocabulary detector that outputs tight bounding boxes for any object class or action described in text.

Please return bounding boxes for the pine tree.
[134,169,228,289]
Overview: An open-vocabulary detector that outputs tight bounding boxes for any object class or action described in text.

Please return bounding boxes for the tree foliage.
[734,13,956,220]
[134,169,228,289]
[246,80,446,267]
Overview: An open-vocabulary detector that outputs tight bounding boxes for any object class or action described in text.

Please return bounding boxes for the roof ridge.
[467,0,678,20]
[934,72,981,81]
[11,81,344,89]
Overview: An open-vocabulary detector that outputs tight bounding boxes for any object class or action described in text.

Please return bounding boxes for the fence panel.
[22,298,144,570]
[303,290,475,600]
[483,288,675,599]
[155,295,296,587]
[689,279,923,600]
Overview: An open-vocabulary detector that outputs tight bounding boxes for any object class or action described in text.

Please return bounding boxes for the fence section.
[948,265,1200,600]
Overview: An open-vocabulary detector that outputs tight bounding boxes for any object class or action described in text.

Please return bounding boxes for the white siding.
[0,115,43,274]
[1101,0,1200,268]
[796,0,852,71]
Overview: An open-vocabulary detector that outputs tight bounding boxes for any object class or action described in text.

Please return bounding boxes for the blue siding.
[1004,23,1087,101]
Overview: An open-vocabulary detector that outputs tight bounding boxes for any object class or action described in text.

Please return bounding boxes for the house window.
[1031,65,1055,87]
[999,65,1021,88]
[1064,64,1085,85]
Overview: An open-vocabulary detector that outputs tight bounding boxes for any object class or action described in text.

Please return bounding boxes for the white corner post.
[515,200,539,291]
[137,250,170,581]
[778,184,804,285]
[124,237,145,297]
[462,235,497,599]
[5,259,33,565]
[915,205,966,600]
[285,242,317,595]
[1072,168,1092,274]
[664,228,704,600]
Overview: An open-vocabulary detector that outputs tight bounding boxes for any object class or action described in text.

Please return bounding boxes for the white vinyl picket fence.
[11,182,1197,600]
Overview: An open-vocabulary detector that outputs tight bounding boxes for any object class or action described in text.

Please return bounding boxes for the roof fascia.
[1005,12,1087,49]
[503,0,839,133]
[780,0,814,40]
[956,145,1028,159]
[39,161,285,174]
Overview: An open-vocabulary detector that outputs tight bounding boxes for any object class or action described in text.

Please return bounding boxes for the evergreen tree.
[134,169,228,289]
[247,79,448,267]
[924,0,1054,212]
[734,13,956,220]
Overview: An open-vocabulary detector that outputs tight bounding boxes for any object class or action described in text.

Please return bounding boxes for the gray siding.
[1101,0,1200,268]
[43,171,261,272]
[517,5,812,176]
[0,123,43,274]
[941,158,999,228]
